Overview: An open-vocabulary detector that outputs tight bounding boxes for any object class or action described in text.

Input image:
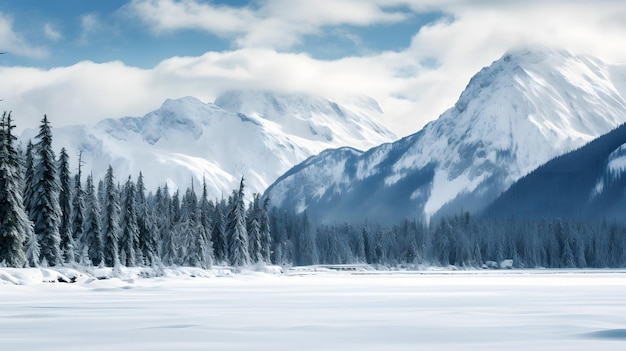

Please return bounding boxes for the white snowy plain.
[1,267,626,350]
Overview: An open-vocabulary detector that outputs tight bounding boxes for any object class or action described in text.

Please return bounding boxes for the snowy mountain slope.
[215,90,393,151]
[20,92,395,197]
[485,122,626,221]
[265,49,626,223]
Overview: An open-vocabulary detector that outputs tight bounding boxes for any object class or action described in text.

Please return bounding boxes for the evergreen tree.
[136,172,158,265]
[212,200,227,264]
[294,212,318,265]
[248,216,262,263]
[58,147,75,263]
[83,174,102,265]
[175,184,211,268]
[20,139,41,267]
[71,152,85,263]
[156,185,175,265]
[171,190,181,224]
[226,177,249,267]
[247,194,263,263]
[101,165,120,267]
[32,115,62,266]
[259,197,272,263]
[199,179,214,268]
[22,140,35,217]
[0,112,30,267]
[119,176,139,266]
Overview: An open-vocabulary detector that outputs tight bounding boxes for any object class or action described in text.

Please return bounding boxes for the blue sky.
[0,0,441,68]
[1,1,626,135]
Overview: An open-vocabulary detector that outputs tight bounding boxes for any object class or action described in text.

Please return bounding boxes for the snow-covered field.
[1,267,626,350]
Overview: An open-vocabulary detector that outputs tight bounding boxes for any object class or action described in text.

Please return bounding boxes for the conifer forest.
[1,113,625,269]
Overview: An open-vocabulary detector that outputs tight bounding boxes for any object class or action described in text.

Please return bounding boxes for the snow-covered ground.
[1,267,625,350]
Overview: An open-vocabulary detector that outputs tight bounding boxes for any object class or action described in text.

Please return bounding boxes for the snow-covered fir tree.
[199,179,214,268]
[101,165,120,267]
[22,140,35,218]
[226,177,250,267]
[58,147,75,263]
[32,115,62,266]
[71,152,85,263]
[0,112,29,267]
[83,174,102,266]
[119,176,139,267]
[156,185,175,265]
[174,185,206,267]
[136,172,158,266]
[19,140,40,266]
[211,199,227,265]
[259,197,272,263]
[246,194,263,263]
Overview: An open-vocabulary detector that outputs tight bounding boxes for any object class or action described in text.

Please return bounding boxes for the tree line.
[2,113,625,269]
[270,211,626,268]
[0,113,271,268]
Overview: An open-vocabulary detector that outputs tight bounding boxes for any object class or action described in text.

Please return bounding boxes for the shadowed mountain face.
[20,91,395,197]
[265,48,626,224]
[485,123,626,221]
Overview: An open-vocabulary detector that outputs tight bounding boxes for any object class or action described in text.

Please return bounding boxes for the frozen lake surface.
[1,268,626,350]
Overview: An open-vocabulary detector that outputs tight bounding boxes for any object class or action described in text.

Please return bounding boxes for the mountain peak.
[501,46,572,63]
[158,96,224,118]
[265,49,626,223]
[22,90,395,200]
[214,89,395,149]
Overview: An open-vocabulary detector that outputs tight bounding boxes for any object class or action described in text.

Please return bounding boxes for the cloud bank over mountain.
[1,1,626,136]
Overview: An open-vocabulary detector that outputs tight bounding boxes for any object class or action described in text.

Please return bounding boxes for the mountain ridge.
[265,48,626,223]
[484,122,626,220]
[20,91,396,198]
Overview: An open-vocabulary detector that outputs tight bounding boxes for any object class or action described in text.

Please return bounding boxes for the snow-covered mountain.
[20,91,396,197]
[265,48,626,223]
[485,122,626,221]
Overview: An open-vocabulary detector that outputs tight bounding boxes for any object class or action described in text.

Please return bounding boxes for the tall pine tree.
[156,185,175,265]
[83,173,102,266]
[58,147,75,263]
[246,194,263,263]
[259,197,272,263]
[21,140,40,266]
[226,177,250,267]
[199,179,214,268]
[0,112,30,267]
[212,199,227,264]
[102,165,120,267]
[22,140,35,218]
[71,152,85,263]
[32,115,61,266]
[136,172,158,265]
[119,176,139,266]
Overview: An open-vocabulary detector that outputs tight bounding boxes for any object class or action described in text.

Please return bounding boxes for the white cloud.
[126,0,255,36]
[390,0,626,127]
[0,49,414,133]
[4,0,626,138]
[43,23,62,42]
[79,13,101,43]
[126,0,409,48]
[0,12,47,58]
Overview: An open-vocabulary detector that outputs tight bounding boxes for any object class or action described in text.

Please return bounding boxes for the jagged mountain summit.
[20,91,396,197]
[265,48,626,223]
